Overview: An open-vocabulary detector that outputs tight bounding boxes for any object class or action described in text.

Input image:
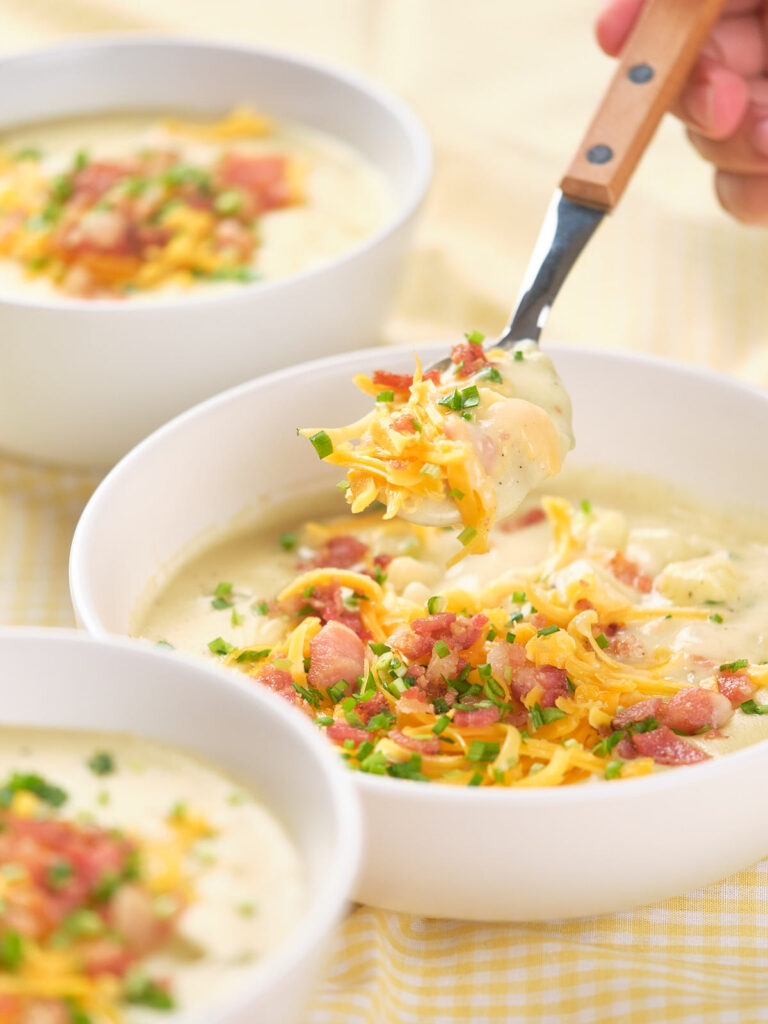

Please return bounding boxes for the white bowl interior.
[70,343,768,920]
[0,628,360,1021]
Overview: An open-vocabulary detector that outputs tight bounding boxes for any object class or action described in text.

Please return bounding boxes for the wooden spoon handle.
[560,0,727,211]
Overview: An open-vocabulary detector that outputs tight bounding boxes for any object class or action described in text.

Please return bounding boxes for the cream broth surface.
[134,466,768,770]
[0,111,393,299]
[0,726,305,1019]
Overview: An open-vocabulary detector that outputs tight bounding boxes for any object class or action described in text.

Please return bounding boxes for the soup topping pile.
[0,108,300,298]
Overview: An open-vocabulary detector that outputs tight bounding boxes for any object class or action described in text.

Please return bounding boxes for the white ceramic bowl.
[0,37,430,468]
[0,627,361,1022]
[70,343,768,921]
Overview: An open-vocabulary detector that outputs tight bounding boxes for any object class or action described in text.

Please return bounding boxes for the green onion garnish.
[235,648,271,663]
[709,613,724,624]
[467,740,500,763]
[458,525,477,546]
[448,488,465,501]
[432,715,451,734]
[434,640,451,658]
[580,499,592,515]
[537,624,560,637]
[376,390,394,403]
[427,596,446,614]
[604,760,623,780]
[465,330,485,345]
[740,699,768,715]
[476,366,503,384]
[720,659,748,672]
[512,591,526,603]
[252,601,270,616]
[87,752,115,776]
[309,431,333,459]
[280,532,297,551]
[595,633,610,650]
[208,637,234,656]
[420,463,441,477]
[514,350,524,362]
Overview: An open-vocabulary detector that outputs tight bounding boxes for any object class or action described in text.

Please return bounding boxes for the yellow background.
[1,2,767,1021]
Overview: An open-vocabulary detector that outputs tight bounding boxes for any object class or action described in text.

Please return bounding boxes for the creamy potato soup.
[0,727,304,1022]
[0,108,393,299]
[300,337,574,559]
[134,466,768,788]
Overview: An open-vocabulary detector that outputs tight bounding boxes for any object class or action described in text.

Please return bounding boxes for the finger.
[595,0,763,58]
[686,80,768,171]
[595,0,645,57]
[672,58,750,140]
[702,12,766,77]
[715,170,768,224]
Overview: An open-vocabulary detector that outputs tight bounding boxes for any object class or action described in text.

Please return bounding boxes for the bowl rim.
[69,339,768,811]
[0,33,432,314]
[0,625,362,1023]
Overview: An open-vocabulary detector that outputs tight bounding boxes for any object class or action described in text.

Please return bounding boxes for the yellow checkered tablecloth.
[3,1,768,1021]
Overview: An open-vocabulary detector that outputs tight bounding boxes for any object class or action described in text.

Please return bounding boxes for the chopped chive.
[252,601,270,616]
[208,637,234,656]
[740,699,768,715]
[433,697,449,715]
[529,704,545,730]
[0,931,23,971]
[432,715,451,734]
[506,632,516,643]
[605,760,623,780]
[316,715,334,726]
[720,659,748,672]
[309,431,333,459]
[369,642,391,656]
[235,648,271,663]
[427,596,446,615]
[214,189,243,215]
[514,350,524,362]
[211,596,233,610]
[595,633,610,650]
[327,680,348,703]
[537,624,560,637]
[87,752,115,776]
[336,480,350,492]
[476,366,503,384]
[709,613,724,624]
[580,499,592,515]
[465,330,485,345]
[433,640,451,658]
[468,772,483,786]
[376,390,394,403]
[542,707,567,724]
[448,488,465,501]
[512,591,526,603]
[420,463,442,477]
[231,608,244,626]
[280,532,297,551]
[155,640,174,650]
[460,385,480,408]
[458,525,477,546]
[214,581,233,597]
[0,773,67,809]
[47,861,74,889]
[466,740,500,762]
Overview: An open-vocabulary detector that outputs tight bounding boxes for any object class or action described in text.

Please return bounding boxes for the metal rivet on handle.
[628,63,654,84]
[586,144,613,165]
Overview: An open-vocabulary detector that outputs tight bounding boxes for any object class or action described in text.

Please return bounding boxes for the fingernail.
[715,172,740,215]
[751,118,768,157]
[684,82,715,131]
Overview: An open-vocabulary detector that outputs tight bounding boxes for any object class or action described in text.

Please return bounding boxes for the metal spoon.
[428,0,727,375]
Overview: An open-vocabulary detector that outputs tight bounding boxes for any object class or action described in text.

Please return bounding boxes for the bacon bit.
[258,666,298,702]
[72,161,131,200]
[389,613,487,660]
[498,506,546,533]
[307,620,366,693]
[453,706,500,728]
[392,413,417,434]
[627,725,709,765]
[574,598,595,613]
[613,698,663,729]
[389,730,441,755]
[311,534,368,570]
[609,552,653,593]
[608,631,645,661]
[487,639,526,683]
[425,649,466,687]
[487,641,567,708]
[327,722,369,747]
[717,670,755,708]
[659,687,732,734]
[532,665,570,708]
[450,341,488,378]
[355,693,389,724]
[302,582,367,637]
[395,687,432,715]
[529,612,548,630]
[371,369,441,391]
[217,153,293,211]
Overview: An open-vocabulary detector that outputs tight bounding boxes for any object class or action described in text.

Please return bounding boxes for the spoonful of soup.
[301,0,727,560]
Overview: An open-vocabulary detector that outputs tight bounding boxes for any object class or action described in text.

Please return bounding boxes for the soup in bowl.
[70,342,768,920]
[0,629,360,1022]
[0,38,430,466]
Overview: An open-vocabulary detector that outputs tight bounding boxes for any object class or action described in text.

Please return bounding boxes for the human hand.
[597,0,768,224]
